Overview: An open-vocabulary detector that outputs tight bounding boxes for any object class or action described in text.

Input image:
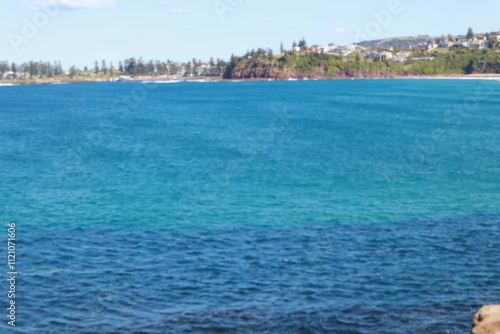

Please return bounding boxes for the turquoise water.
[1,79,499,333]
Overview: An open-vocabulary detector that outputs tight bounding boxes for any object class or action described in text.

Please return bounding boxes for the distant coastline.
[3,30,499,86]
[0,75,221,86]
[2,73,500,86]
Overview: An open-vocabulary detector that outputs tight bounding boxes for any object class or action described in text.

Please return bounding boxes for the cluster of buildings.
[289,43,433,64]
[366,49,436,63]
[2,71,28,80]
[437,35,498,49]
[305,43,362,56]
[288,32,500,65]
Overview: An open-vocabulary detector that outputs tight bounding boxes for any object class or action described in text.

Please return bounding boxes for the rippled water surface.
[1,79,499,333]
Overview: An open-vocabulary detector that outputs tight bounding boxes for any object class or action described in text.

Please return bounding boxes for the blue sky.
[1,0,499,69]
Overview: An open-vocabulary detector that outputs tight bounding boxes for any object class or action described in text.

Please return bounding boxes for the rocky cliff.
[223,61,419,80]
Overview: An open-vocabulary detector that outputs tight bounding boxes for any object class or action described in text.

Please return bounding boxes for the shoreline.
[1,73,500,86]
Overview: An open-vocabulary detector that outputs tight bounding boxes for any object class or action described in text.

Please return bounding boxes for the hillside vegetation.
[224,48,500,80]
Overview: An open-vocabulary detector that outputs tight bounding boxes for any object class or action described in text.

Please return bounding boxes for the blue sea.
[1,79,499,333]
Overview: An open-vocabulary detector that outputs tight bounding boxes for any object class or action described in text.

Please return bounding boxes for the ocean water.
[0,79,499,333]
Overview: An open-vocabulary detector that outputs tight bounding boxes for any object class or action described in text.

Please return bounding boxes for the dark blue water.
[1,79,499,333]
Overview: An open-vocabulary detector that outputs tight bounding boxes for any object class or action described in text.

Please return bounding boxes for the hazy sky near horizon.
[1,0,499,68]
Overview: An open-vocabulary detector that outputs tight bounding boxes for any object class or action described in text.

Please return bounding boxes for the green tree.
[137,57,145,75]
[147,60,154,74]
[298,38,307,48]
[101,60,107,75]
[488,36,498,49]
[0,61,8,75]
[69,65,77,78]
[185,61,192,76]
[47,62,54,77]
[280,41,284,54]
[53,61,62,76]
[125,58,137,75]
[94,61,99,74]
[28,61,37,78]
[466,28,474,40]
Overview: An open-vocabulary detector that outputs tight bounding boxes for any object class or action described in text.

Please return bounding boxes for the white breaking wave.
[142,80,181,84]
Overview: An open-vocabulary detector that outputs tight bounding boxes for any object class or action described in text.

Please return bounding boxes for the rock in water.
[472,305,500,334]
